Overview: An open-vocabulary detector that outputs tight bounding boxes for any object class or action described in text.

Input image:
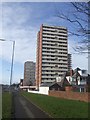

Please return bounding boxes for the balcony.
[42,52,67,57]
[43,34,55,38]
[42,52,56,56]
[59,65,67,67]
[42,45,56,49]
[43,37,67,43]
[42,79,56,83]
[42,67,59,71]
[42,49,56,53]
[59,57,67,60]
[43,31,67,36]
[42,64,55,67]
[42,72,55,74]
[43,27,56,31]
[43,37,55,41]
[42,41,55,45]
[42,60,62,64]
[42,76,56,79]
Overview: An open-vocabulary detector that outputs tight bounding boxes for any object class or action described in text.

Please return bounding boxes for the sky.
[0,2,88,85]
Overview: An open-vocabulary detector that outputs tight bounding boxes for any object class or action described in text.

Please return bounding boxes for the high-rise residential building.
[36,24,68,88]
[68,54,72,71]
[23,61,35,86]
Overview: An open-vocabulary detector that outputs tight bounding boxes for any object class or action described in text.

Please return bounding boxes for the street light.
[0,39,15,87]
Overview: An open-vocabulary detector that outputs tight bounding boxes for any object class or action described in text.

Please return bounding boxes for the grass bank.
[21,92,89,118]
[2,92,12,118]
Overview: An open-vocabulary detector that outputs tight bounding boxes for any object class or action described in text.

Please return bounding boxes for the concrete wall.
[39,87,49,95]
[49,90,90,102]
[28,90,40,94]
[28,86,49,95]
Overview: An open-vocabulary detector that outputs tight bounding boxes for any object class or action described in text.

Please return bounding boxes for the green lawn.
[2,92,12,118]
[21,92,89,118]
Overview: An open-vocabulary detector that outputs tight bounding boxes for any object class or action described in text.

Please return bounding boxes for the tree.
[56,2,90,54]
[56,2,90,74]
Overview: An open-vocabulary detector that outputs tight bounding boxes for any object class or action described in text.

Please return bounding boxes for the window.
[80,88,85,92]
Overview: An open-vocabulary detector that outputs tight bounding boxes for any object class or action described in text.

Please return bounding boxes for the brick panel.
[49,90,90,102]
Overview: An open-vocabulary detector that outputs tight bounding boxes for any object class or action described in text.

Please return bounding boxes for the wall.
[49,90,90,102]
[28,86,49,95]
[39,87,49,95]
[28,90,40,94]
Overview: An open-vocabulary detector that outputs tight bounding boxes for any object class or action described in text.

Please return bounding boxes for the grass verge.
[2,92,12,118]
[21,91,89,118]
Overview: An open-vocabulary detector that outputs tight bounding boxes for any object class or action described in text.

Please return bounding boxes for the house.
[28,82,62,95]
[38,82,63,95]
[72,85,87,92]
[86,74,90,92]
[57,77,71,90]
[65,68,88,92]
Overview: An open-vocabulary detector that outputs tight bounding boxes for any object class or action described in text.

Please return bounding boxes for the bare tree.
[56,2,90,54]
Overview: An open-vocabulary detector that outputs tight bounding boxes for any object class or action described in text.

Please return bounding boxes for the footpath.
[12,91,50,119]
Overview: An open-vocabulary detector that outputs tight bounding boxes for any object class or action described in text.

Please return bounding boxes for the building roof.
[72,72,80,78]
[40,82,61,87]
[74,67,81,72]
[57,78,70,87]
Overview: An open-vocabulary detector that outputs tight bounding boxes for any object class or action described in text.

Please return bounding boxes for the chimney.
[70,69,73,76]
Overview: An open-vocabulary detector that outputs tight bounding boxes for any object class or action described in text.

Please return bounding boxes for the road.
[12,91,50,118]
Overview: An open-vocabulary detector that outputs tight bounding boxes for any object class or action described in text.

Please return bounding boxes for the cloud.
[0,2,88,85]
[68,38,88,70]
[2,26,37,63]
[2,3,33,27]
[2,0,89,2]
[0,3,2,38]
[1,3,38,64]
[1,2,88,68]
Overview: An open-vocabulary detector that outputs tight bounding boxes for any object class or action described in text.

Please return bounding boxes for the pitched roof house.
[65,68,88,92]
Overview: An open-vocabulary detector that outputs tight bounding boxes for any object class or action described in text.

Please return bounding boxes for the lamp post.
[10,40,15,87]
[0,39,15,87]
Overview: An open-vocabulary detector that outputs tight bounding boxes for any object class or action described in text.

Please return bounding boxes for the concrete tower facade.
[68,54,72,71]
[23,61,35,86]
[36,24,68,88]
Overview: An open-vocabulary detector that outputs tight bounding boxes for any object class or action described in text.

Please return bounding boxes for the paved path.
[12,91,50,118]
